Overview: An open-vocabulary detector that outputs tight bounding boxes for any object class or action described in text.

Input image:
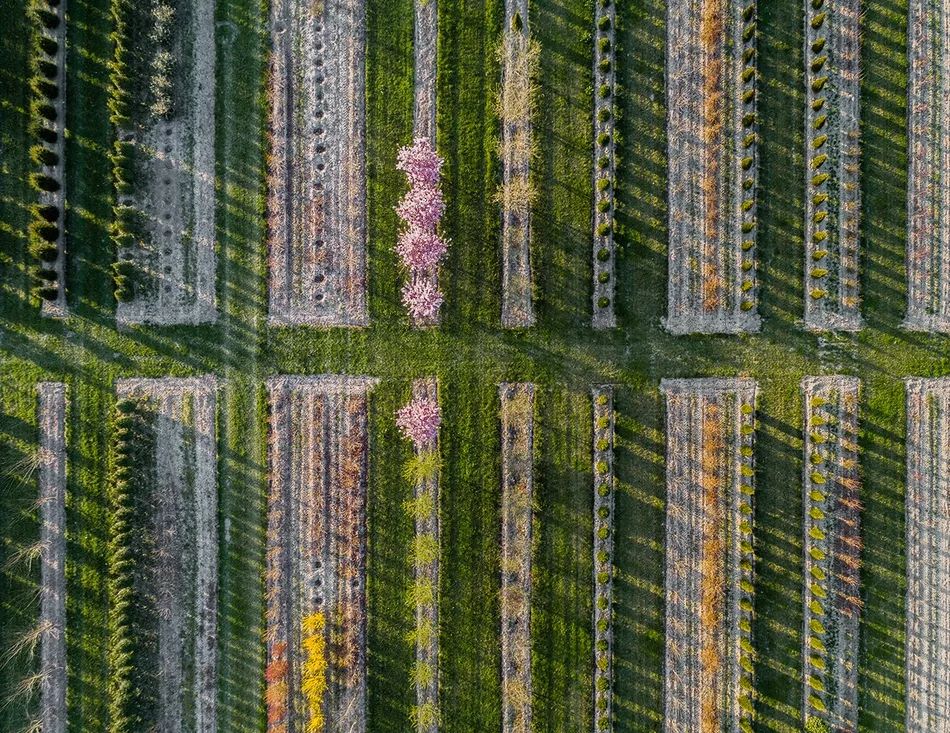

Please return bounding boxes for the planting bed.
[499,383,535,733]
[498,0,538,329]
[661,378,757,733]
[29,0,68,317]
[265,375,377,732]
[111,376,219,733]
[37,382,66,733]
[404,378,441,731]
[665,0,759,335]
[801,376,861,731]
[803,0,862,331]
[592,386,615,731]
[267,0,368,327]
[905,1,950,332]
[112,0,218,325]
[904,377,950,731]
[591,0,617,329]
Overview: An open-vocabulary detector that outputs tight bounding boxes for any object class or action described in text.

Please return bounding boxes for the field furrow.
[499,383,535,732]
[37,382,66,733]
[112,0,218,325]
[665,0,759,334]
[904,377,950,732]
[661,378,757,733]
[266,375,377,732]
[803,0,862,331]
[905,2,950,331]
[801,376,861,732]
[267,0,368,326]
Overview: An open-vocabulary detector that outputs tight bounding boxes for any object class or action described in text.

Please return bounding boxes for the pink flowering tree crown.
[396,137,442,187]
[396,396,441,448]
[395,228,449,271]
[401,279,444,321]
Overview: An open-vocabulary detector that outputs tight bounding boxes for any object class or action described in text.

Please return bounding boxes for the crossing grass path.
[0,0,936,729]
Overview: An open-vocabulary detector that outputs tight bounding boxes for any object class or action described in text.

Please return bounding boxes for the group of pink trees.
[396,138,448,324]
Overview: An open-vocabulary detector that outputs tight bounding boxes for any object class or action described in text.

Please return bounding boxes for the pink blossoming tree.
[395,138,447,324]
[396,396,441,449]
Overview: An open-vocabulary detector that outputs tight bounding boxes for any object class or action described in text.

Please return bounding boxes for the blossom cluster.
[395,138,448,322]
[396,396,441,448]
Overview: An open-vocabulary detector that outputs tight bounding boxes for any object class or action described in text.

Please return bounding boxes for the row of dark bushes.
[26,0,66,303]
[107,397,158,732]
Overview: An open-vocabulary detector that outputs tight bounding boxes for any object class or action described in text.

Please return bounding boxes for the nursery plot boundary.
[592,386,615,731]
[114,0,218,326]
[37,382,67,733]
[905,1,950,332]
[665,0,760,335]
[265,375,377,733]
[114,376,219,732]
[803,0,862,331]
[801,376,861,731]
[661,377,757,733]
[905,377,950,732]
[267,0,368,327]
[499,382,535,733]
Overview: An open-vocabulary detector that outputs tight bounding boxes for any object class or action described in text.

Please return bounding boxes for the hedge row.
[26,0,65,303]
[107,397,158,733]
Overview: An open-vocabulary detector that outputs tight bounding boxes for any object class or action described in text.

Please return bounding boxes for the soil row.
[410,378,440,731]
[267,0,368,327]
[114,0,218,326]
[499,383,535,733]
[114,376,219,733]
[801,376,861,732]
[803,0,862,331]
[661,378,757,733]
[499,0,537,329]
[904,377,950,731]
[665,0,759,335]
[592,387,615,731]
[266,376,377,733]
[38,382,67,733]
[591,0,617,329]
[905,2,950,332]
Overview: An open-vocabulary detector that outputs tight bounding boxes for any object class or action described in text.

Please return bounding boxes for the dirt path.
[591,0,616,329]
[267,0,368,327]
[38,382,67,733]
[592,387,614,731]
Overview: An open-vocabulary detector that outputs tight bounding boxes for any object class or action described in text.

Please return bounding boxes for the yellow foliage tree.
[301,612,328,733]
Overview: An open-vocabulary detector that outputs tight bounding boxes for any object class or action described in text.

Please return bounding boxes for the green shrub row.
[735,399,757,731]
[592,0,617,314]
[737,1,757,314]
[807,0,831,302]
[26,0,65,302]
[108,397,158,733]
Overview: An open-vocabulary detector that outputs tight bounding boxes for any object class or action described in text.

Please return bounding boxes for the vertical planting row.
[661,377,757,733]
[904,377,950,732]
[801,376,861,731]
[38,383,67,733]
[591,0,617,328]
[397,380,442,731]
[27,0,68,315]
[905,0,950,332]
[498,0,539,328]
[113,377,220,733]
[803,0,862,331]
[499,383,535,733]
[265,376,377,733]
[591,386,615,730]
[665,0,759,335]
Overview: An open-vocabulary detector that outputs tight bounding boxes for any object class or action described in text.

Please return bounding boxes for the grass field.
[0,0,936,729]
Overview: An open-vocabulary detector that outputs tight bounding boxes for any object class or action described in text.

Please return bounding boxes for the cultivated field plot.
[112,0,217,325]
[111,376,218,732]
[37,382,66,733]
[665,0,759,335]
[905,377,950,732]
[906,1,950,332]
[265,375,377,732]
[499,383,535,733]
[661,378,757,733]
[267,0,368,327]
[592,386,615,731]
[801,376,861,732]
[803,0,861,331]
